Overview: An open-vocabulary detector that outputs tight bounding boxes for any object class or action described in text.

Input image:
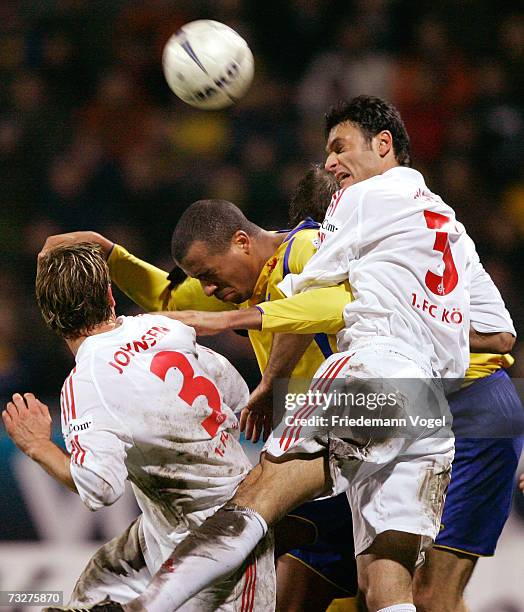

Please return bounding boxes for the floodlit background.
[1,1,523,610]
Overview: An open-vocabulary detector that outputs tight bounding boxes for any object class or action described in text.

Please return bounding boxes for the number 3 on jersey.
[424,210,458,296]
[150,350,225,437]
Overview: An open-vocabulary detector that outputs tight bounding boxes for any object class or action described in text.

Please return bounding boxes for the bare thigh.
[413,546,477,612]
[233,451,331,526]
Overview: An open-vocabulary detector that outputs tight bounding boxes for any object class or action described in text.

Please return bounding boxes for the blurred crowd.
[1,0,523,399]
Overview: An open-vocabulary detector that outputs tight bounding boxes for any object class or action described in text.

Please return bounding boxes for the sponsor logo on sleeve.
[64,418,92,439]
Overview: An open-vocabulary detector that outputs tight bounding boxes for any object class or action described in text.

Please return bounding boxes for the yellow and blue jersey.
[107,220,351,382]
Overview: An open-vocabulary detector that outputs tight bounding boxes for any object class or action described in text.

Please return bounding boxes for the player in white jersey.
[33,97,475,612]
[2,243,275,611]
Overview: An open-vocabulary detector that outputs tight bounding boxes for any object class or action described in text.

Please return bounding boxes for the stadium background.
[0,0,523,609]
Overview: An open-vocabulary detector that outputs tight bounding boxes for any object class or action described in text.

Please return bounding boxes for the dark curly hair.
[325,95,411,167]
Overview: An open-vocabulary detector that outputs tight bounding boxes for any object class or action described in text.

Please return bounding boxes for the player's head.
[288,164,339,226]
[171,199,263,303]
[36,243,115,339]
[324,95,411,188]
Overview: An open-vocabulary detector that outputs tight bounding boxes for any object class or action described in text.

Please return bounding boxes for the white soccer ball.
[162,20,255,110]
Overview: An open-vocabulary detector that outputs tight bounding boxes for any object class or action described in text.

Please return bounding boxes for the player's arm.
[39,231,170,310]
[39,231,114,259]
[160,281,350,335]
[469,242,516,350]
[469,329,515,353]
[241,333,314,442]
[2,393,77,493]
[39,231,234,313]
[109,245,236,312]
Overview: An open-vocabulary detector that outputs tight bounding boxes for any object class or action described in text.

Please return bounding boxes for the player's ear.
[107,284,116,309]
[232,230,251,254]
[376,130,393,158]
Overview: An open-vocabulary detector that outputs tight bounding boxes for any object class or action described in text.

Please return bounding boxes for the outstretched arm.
[2,393,77,493]
[241,333,314,442]
[157,307,263,334]
[158,282,350,336]
[39,231,114,259]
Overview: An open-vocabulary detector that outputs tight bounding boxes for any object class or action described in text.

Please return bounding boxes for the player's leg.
[413,370,524,611]
[355,530,421,611]
[413,548,475,612]
[125,452,330,612]
[277,555,356,612]
[275,495,358,612]
[69,517,151,606]
[176,533,276,612]
[348,435,452,612]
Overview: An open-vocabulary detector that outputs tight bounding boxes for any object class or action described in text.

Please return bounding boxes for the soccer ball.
[162,20,255,110]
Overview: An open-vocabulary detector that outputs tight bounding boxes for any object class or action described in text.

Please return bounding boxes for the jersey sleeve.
[469,247,516,335]
[196,346,249,414]
[108,245,235,313]
[60,370,131,511]
[258,282,352,334]
[278,188,361,297]
[284,232,317,274]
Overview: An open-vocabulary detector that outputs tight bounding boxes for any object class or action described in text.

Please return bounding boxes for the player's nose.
[324,152,337,173]
[201,281,218,297]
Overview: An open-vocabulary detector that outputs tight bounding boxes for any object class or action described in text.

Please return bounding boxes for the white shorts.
[69,515,276,611]
[266,338,454,560]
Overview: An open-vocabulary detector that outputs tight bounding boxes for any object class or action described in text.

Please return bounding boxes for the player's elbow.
[79,478,124,511]
[100,481,123,506]
[86,484,123,510]
[494,332,516,353]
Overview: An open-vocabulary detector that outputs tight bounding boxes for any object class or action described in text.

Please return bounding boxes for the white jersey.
[60,314,251,573]
[469,242,516,335]
[279,167,474,379]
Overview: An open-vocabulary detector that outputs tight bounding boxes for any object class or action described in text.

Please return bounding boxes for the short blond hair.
[36,243,112,339]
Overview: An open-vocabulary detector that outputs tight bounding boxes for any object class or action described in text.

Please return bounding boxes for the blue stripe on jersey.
[281,222,333,360]
[314,333,334,359]
[282,217,320,244]
[282,239,294,276]
[282,218,321,276]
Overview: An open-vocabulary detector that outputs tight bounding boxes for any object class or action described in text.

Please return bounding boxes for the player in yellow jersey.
[40,167,358,612]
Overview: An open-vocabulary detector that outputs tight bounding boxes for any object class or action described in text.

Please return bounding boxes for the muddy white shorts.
[266,337,454,560]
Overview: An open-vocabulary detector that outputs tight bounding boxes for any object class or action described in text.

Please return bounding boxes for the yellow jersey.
[107,221,351,382]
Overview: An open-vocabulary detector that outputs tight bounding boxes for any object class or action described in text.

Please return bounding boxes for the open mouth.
[336,172,351,185]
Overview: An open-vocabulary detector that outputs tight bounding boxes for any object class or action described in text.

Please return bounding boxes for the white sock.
[377,605,416,612]
[128,505,267,612]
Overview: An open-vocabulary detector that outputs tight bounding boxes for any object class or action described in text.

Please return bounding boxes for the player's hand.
[240,383,273,443]
[2,393,53,459]
[519,473,524,493]
[39,231,114,260]
[155,310,230,335]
